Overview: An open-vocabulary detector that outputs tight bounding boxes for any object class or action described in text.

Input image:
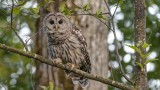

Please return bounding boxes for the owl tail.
[72,77,89,88]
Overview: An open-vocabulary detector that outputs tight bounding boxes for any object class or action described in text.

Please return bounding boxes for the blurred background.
[0,0,160,90]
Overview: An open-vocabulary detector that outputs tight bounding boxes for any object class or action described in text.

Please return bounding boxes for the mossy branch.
[0,43,133,90]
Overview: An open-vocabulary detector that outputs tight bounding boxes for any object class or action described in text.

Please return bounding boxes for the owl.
[43,12,91,87]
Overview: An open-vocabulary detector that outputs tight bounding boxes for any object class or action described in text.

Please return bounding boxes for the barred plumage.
[43,12,91,87]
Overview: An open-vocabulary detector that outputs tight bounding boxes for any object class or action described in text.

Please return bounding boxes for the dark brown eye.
[49,20,54,24]
[58,20,63,24]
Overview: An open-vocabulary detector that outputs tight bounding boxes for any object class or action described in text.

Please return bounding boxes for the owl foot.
[66,63,79,70]
[66,63,79,77]
[52,58,62,64]
[66,63,79,74]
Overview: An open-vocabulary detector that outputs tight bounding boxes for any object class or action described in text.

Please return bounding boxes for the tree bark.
[134,0,148,89]
[34,3,49,90]
[68,1,109,90]
[34,0,77,89]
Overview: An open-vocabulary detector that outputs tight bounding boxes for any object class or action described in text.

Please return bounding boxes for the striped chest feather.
[48,36,84,65]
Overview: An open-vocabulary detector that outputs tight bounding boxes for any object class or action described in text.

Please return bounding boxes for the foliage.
[40,82,61,90]
[0,0,37,90]
[109,0,160,89]
[126,42,158,71]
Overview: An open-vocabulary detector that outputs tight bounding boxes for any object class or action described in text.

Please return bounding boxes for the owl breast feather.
[48,35,84,66]
[48,29,91,74]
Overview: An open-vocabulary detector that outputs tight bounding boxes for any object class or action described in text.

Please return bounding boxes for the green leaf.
[82,3,91,11]
[96,9,102,15]
[64,9,72,16]
[45,0,49,3]
[136,62,144,71]
[59,2,72,15]
[126,45,141,54]
[119,0,124,5]
[59,2,66,12]
[38,2,45,7]
[136,41,143,47]
[32,14,40,18]
[49,82,54,90]
[40,86,48,90]
[96,9,106,20]
[13,7,21,16]
[144,59,158,65]
[120,5,125,9]
[142,42,152,49]
[18,0,26,5]
[125,44,147,59]
[31,7,40,14]
[143,52,152,59]
[119,0,125,9]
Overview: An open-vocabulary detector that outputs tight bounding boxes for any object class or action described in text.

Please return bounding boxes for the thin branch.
[15,0,27,7]
[104,0,134,84]
[10,27,29,51]
[10,0,28,51]
[80,11,112,30]
[61,1,112,30]
[104,0,112,17]
[0,43,134,90]
[112,0,120,19]
[94,16,111,30]
[25,31,40,45]
[71,12,110,16]
[11,0,14,27]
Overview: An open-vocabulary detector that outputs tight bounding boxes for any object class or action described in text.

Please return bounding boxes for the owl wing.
[71,25,91,73]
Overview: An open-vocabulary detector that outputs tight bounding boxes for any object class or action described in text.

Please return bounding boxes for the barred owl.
[43,12,91,87]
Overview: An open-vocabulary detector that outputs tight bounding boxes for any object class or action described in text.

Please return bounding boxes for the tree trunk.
[35,0,69,90]
[69,1,109,90]
[134,0,148,89]
[34,3,50,90]
[34,0,109,90]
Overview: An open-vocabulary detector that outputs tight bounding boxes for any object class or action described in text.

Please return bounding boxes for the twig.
[15,0,27,7]
[10,0,28,51]
[71,12,110,16]
[104,0,134,84]
[111,0,120,19]
[92,15,112,30]
[10,27,29,51]
[81,11,112,30]
[25,31,40,45]
[11,0,14,27]
[104,0,112,17]
[0,43,134,90]
[62,1,112,30]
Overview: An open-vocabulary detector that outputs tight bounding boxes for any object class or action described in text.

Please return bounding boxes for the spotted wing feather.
[71,25,91,73]
[70,25,91,87]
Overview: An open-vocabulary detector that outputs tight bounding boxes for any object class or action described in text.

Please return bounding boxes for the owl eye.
[58,20,63,24]
[49,20,54,25]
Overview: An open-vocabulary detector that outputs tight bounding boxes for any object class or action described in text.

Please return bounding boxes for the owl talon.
[66,63,79,70]
[66,63,79,77]
[52,58,62,64]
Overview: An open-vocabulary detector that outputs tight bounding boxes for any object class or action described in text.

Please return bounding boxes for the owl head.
[43,13,71,34]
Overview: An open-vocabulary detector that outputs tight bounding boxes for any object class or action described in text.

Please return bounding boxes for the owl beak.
[54,25,58,31]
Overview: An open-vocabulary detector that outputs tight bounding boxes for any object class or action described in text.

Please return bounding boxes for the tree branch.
[71,12,110,16]
[103,0,134,84]
[0,43,133,90]
[11,0,29,51]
